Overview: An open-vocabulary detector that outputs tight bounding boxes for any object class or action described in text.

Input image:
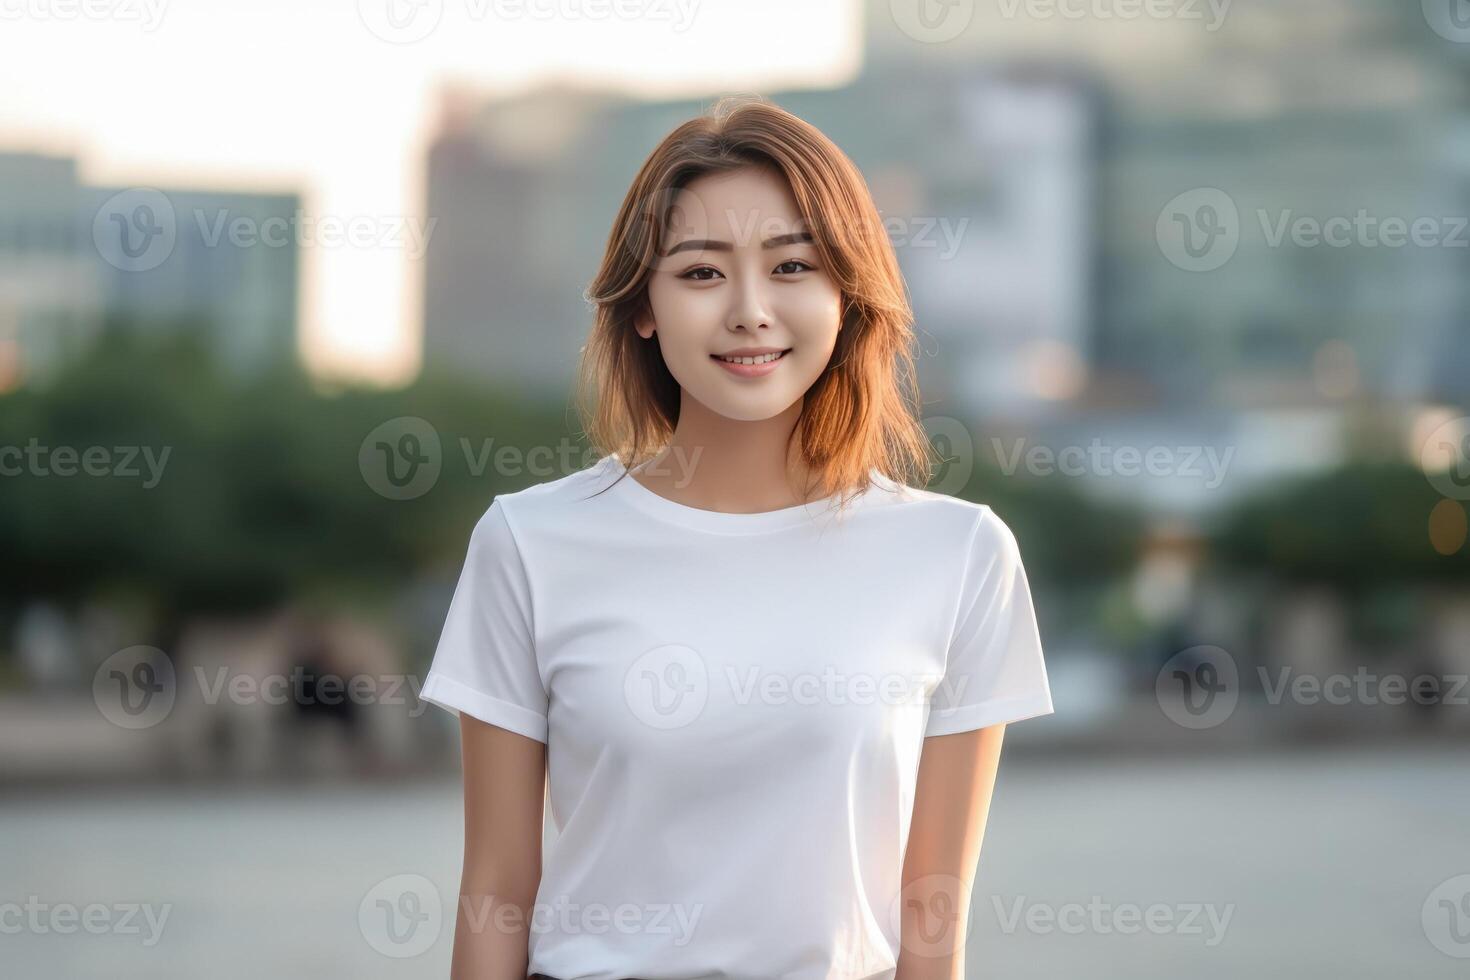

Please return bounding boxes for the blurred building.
[0,151,301,388]
[855,0,1470,517]
[0,153,106,389]
[420,68,1097,418]
[864,0,1470,406]
[422,85,623,397]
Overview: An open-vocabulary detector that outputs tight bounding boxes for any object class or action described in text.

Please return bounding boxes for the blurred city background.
[3,1,1469,977]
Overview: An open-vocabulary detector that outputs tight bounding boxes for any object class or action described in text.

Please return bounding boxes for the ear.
[633,302,656,340]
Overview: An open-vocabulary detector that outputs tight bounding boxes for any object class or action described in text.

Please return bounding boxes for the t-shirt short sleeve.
[420,497,549,743]
[924,506,1055,738]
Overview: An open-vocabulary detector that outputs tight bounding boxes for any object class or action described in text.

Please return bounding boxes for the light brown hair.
[576,94,935,507]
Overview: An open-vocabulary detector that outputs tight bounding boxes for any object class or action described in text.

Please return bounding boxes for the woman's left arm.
[894,723,1008,980]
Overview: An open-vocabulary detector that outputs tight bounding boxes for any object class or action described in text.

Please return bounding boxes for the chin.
[693,390,799,423]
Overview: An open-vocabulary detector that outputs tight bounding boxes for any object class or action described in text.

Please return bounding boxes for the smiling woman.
[633,164,846,421]
[579,98,930,512]
[420,95,1055,980]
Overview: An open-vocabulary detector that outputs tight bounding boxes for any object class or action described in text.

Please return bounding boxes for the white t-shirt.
[421,453,1054,980]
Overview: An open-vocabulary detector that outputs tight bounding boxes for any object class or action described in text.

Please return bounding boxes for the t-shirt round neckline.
[600,452,876,534]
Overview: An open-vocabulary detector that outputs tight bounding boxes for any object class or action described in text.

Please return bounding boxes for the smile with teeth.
[713,349,790,365]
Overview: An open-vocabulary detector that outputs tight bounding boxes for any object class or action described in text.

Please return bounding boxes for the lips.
[710,348,791,378]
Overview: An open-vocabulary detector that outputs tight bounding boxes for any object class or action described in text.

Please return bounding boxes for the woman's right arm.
[450,713,547,979]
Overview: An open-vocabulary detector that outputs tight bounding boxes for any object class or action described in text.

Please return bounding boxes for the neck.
[634,395,821,513]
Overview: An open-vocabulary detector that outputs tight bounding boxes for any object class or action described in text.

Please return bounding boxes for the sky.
[0,0,861,384]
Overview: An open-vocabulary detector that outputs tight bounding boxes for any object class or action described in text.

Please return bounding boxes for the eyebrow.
[663,231,814,256]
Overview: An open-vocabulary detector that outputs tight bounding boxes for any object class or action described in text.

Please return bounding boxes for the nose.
[725,271,773,333]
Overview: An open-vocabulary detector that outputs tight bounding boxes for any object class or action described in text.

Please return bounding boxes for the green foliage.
[1211,462,1470,589]
[0,322,567,618]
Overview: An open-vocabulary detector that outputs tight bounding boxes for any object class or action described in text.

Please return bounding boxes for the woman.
[420,95,1054,980]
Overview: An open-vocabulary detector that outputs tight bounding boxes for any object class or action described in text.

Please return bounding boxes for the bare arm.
[450,714,547,979]
[894,723,1007,980]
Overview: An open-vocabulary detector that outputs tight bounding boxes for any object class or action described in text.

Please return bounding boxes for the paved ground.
[3,745,1467,979]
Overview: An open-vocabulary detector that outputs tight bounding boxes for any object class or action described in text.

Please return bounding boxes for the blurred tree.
[1212,462,1470,590]
[0,317,567,634]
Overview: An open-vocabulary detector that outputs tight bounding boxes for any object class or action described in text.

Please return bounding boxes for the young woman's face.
[636,166,844,422]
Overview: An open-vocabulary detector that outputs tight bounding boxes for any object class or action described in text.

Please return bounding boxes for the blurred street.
[4,746,1467,979]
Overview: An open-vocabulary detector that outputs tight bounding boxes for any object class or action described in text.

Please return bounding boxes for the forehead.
[663,167,808,241]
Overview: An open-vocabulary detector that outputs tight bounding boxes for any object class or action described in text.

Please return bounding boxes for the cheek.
[649,280,722,333]
[779,284,843,343]
[645,285,703,354]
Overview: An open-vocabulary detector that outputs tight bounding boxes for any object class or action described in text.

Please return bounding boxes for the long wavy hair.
[576,94,935,508]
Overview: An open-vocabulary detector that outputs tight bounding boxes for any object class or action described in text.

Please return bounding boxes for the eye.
[677,259,813,281]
